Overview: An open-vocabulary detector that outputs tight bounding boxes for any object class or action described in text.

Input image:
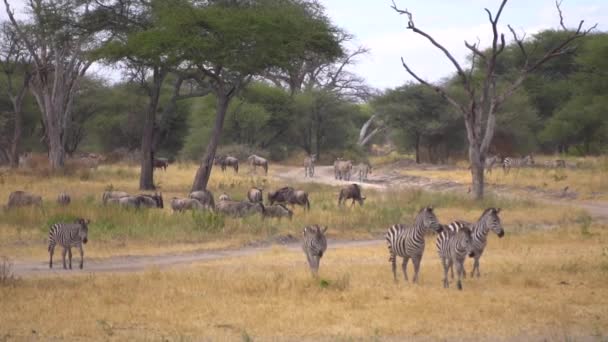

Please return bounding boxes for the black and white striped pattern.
[57,192,71,206]
[48,218,90,270]
[302,225,327,276]
[385,207,442,283]
[503,155,534,174]
[436,224,473,290]
[442,208,504,278]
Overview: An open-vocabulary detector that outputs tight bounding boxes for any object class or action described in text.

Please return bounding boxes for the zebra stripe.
[385,207,442,283]
[503,155,534,174]
[441,208,504,278]
[436,224,473,290]
[48,219,90,270]
[302,225,328,276]
[57,192,71,206]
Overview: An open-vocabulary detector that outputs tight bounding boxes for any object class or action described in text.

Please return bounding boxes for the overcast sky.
[2,0,606,91]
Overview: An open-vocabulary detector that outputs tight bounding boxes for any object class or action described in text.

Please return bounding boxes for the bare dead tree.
[2,0,106,170]
[357,114,386,147]
[392,0,596,199]
[0,22,31,168]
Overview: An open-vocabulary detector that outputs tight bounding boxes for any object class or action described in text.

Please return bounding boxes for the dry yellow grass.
[1,224,607,340]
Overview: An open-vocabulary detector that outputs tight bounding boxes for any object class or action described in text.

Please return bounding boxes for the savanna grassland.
[0,161,607,340]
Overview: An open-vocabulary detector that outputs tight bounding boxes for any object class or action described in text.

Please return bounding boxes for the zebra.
[503,155,534,174]
[436,224,473,290]
[302,224,328,276]
[442,208,505,278]
[385,206,442,283]
[484,155,502,174]
[304,154,316,178]
[57,192,71,206]
[48,218,90,270]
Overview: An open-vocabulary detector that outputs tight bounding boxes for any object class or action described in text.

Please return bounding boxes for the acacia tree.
[392,0,596,199]
[3,0,107,170]
[0,22,31,168]
[154,0,341,191]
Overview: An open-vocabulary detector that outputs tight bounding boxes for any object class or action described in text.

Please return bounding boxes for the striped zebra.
[57,192,71,206]
[302,225,328,276]
[442,208,504,278]
[48,218,90,270]
[385,207,442,283]
[502,155,534,174]
[436,224,473,290]
[304,154,316,178]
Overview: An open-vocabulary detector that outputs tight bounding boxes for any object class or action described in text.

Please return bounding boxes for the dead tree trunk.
[392,0,596,199]
[139,67,165,190]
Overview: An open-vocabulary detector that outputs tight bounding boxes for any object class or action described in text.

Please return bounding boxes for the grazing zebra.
[437,224,473,290]
[302,225,328,276]
[48,218,90,270]
[484,155,502,174]
[385,206,442,283]
[503,155,534,174]
[304,154,316,178]
[57,192,71,206]
[442,208,505,278]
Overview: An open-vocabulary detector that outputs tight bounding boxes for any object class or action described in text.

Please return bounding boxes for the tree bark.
[9,99,23,168]
[469,144,484,200]
[414,134,420,164]
[191,93,230,191]
[139,68,165,190]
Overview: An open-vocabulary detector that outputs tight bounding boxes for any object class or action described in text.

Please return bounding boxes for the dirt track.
[9,163,608,277]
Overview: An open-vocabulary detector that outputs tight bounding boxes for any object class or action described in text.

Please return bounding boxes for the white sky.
[2,0,607,91]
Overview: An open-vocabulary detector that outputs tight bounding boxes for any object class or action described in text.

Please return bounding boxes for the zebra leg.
[312,255,320,276]
[442,258,449,288]
[61,247,68,270]
[450,263,454,279]
[412,256,421,283]
[402,257,410,282]
[68,247,73,269]
[391,256,398,283]
[474,257,481,278]
[457,261,464,290]
[79,245,84,269]
[49,244,55,269]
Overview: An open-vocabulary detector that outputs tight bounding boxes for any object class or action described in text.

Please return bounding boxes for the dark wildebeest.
[170,198,204,212]
[7,191,42,209]
[263,204,293,220]
[189,190,215,210]
[247,187,263,203]
[338,183,365,207]
[248,154,269,175]
[267,187,310,210]
[221,156,239,173]
[102,191,129,205]
[304,154,316,178]
[138,192,164,208]
[216,200,265,217]
[153,158,169,171]
[57,192,71,206]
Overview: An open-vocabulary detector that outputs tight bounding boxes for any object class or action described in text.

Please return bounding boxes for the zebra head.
[481,208,504,238]
[417,206,442,233]
[76,218,90,244]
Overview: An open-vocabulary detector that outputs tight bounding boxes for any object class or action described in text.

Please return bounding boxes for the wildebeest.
[304,154,316,177]
[263,204,293,220]
[247,187,263,203]
[138,192,164,208]
[7,190,42,209]
[153,158,169,171]
[170,198,204,212]
[267,187,310,210]
[334,159,353,181]
[248,154,269,175]
[57,192,71,206]
[106,196,144,209]
[216,200,265,217]
[102,190,129,205]
[355,162,372,182]
[216,155,239,173]
[338,183,365,207]
[189,190,215,210]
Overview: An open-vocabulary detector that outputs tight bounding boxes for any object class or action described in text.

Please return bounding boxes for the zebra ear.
[495,208,501,214]
[322,226,328,234]
[427,205,434,212]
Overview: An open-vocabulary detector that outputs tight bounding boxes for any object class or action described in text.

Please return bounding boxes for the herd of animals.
[8,151,568,290]
[484,154,568,174]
